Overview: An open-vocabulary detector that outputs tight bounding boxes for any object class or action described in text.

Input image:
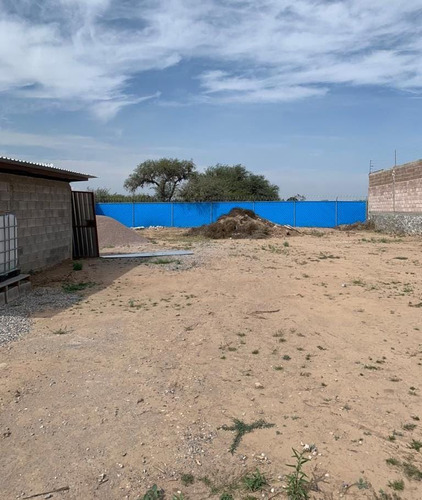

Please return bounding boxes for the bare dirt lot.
[1,228,421,500]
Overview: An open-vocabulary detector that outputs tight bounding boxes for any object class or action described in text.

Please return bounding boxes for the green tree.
[124,158,196,201]
[286,194,306,202]
[179,164,279,201]
[89,187,155,202]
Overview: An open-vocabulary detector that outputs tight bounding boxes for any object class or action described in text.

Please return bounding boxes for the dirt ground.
[1,228,421,500]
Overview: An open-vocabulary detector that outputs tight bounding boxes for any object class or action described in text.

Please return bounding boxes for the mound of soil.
[336,220,375,231]
[187,208,296,239]
[96,215,148,249]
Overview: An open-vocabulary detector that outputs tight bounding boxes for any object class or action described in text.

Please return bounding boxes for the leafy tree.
[286,194,306,202]
[179,164,279,201]
[91,187,111,201]
[89,187,155,202]
[124,158,196,201]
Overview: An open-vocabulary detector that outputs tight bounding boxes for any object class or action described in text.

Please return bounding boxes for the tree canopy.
[286,194,306,202]
[178,164,280,201]
[90,187,155,202]
[124,158,196,201]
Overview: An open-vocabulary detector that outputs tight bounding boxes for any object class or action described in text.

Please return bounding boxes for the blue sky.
[1,0,422,199]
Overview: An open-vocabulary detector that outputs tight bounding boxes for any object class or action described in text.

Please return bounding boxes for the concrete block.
[6,285,20,304]
[0,291,5,306]
[20,281,32,295]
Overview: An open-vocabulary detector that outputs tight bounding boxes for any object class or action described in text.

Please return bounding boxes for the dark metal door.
[71,191,99,259]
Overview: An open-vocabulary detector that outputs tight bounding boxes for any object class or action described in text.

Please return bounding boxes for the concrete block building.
[368,159,422,234]
[0,157,93,273]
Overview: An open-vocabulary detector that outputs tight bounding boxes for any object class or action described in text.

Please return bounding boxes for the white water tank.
[0,213,18,279]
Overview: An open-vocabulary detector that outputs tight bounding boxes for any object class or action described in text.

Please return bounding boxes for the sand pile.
[96,215,148,249]
[187,208,297,239]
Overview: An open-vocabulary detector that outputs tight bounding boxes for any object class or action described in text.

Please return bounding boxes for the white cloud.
[1,0,422,116]
[90,92,161,121]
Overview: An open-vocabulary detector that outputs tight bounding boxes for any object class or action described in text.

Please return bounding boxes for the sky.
[1,0,422,199]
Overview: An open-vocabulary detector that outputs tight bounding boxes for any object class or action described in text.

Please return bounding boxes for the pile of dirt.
[336,220,375,231]
[187,208,297,239]
[96,215,148,249]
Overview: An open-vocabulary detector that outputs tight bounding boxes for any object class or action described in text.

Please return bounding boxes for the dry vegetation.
[0,227,421,500]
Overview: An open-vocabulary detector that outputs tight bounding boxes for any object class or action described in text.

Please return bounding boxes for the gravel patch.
[0,287,80,346]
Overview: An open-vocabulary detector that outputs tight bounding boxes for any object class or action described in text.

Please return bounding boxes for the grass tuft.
[242,469,267,492]
[285,448,310,499]
[219,418,275,454]
[62,281,96,293]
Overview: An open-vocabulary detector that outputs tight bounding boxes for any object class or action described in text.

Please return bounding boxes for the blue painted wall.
[96,200,367,228]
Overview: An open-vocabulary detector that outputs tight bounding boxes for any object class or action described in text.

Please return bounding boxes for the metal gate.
[71,191,99,259]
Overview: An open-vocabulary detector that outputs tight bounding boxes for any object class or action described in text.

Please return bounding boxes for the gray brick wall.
[368,160,422,213]
[0,173,72,272]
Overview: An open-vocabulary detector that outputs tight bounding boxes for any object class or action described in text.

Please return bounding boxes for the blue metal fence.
[96,200,367,228]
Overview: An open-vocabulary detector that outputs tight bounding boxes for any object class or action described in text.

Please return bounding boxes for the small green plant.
[220,494,234,500]
[274,365,283,371]
[52,328,69,335]
[151,258,178,265]
[285,448,310,499]
[377,489,401,500]
[308,230,324,237]
[273,330,286,342]
[403,423,417,431]
[282,355,291,361]
[62,282,95,293]
[242,469,267,492]
[388,479,404,491]
[72,261,83,271]
[219,418,275,454]
[181,474,194,486]
[386,457,400,467]
[142,484,164,500]
[402,461,422,480]
[409,439,422,451]
[356,477,369,490]
[284,241,290,247]
[252,350,259,355]
[352,279,365,286]
[172,494,186,500]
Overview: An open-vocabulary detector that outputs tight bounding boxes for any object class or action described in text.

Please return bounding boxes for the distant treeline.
[91,188,307,203]
[91,160,308,203]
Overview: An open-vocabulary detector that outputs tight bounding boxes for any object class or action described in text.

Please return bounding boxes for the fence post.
[293,201,296,227]
[335,197,338,227]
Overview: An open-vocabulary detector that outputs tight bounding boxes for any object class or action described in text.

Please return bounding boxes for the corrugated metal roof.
[0,156,95,182]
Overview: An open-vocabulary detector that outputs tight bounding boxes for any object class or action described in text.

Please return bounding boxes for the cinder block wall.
[368,160,422,213]
[0,173,72,272]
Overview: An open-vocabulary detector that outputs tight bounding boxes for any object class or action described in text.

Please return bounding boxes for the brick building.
[368,159,422,234]
[0,157,93,272]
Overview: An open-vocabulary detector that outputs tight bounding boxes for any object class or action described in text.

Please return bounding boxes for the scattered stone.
[0,288,79,346]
